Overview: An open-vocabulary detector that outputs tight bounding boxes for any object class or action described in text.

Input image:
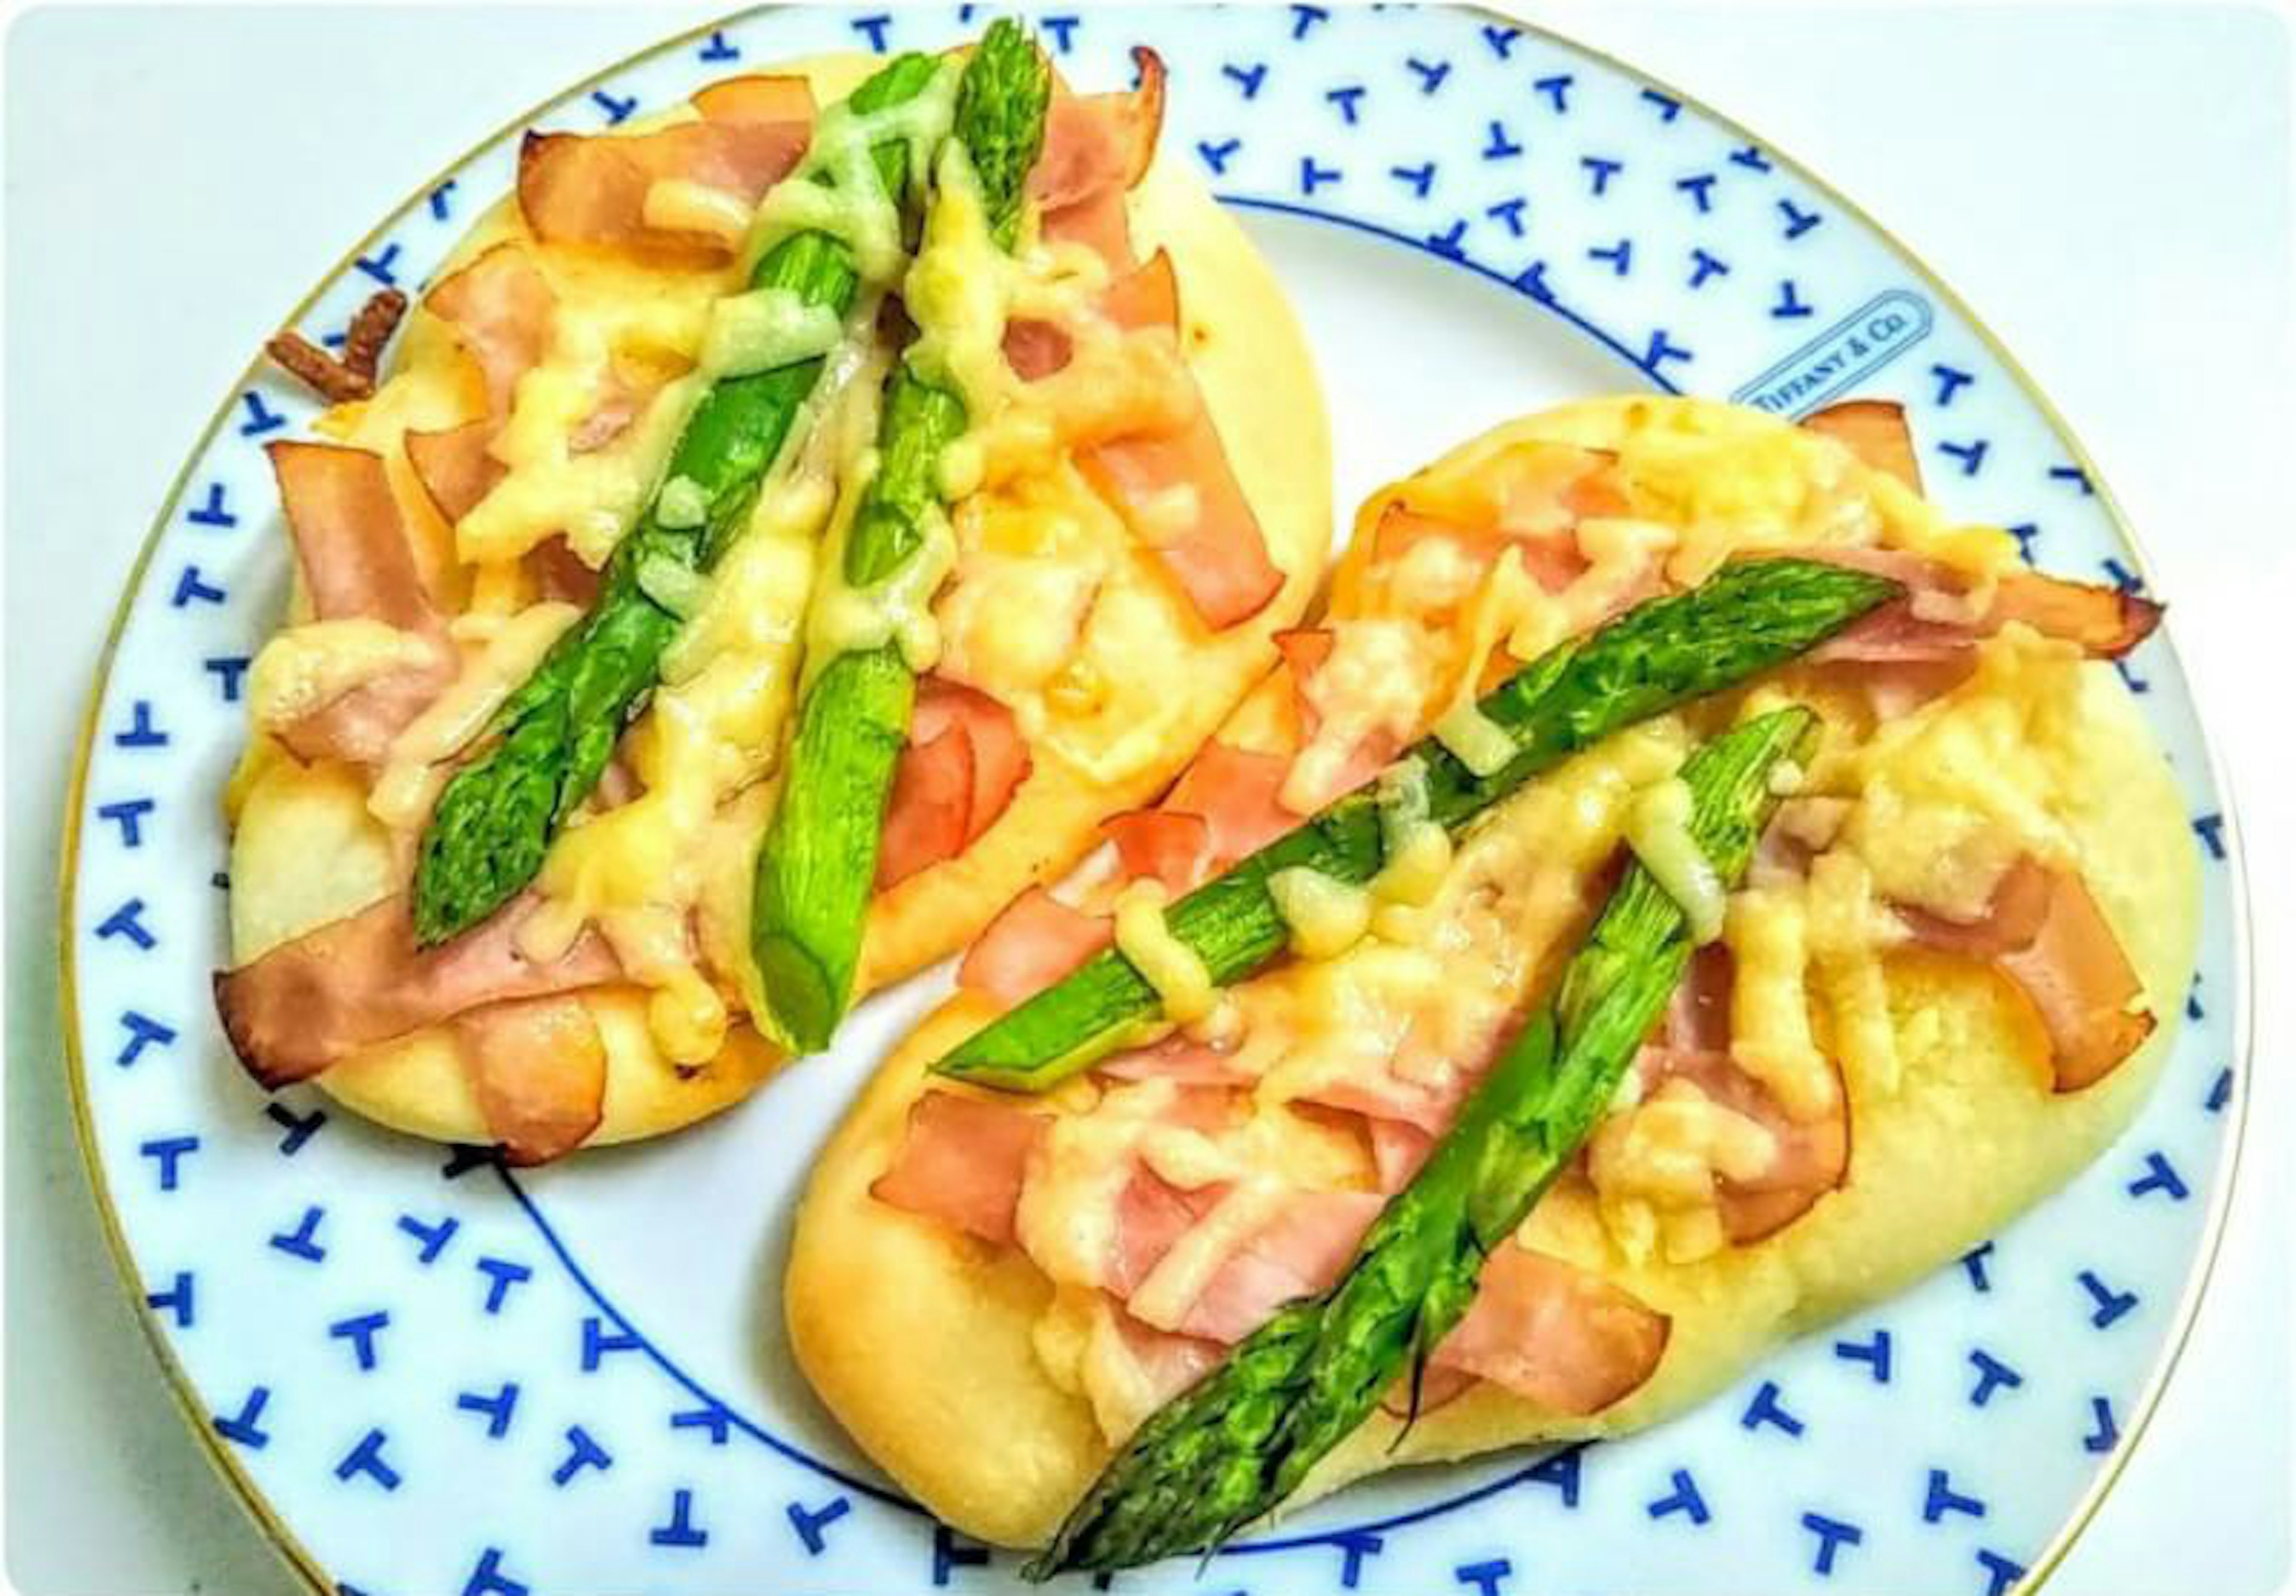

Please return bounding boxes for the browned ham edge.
[214,893,619,1090]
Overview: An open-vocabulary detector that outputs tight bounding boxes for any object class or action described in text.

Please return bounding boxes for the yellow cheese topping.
[1589,1078,1778,1205]
[1431,698,1516,779]
[246,620,439,732]
[695,286,846,380]
[1722,886,1839,1121]
[1625,774,1727,944]
[1369,758,1453,911]
[639,176,756,249]
[1113,879,1217,1026]
[1266,868,1374,962]
[1279,618,1430,814]
[368,602,581,831]
[803,489,960,673]
[740,62,963,287]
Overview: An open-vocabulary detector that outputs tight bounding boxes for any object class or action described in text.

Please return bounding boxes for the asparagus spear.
[410,53,948,947]
[750,19,1052,1052]
[1028,706,1822,1577]
[936,557,1896,1090]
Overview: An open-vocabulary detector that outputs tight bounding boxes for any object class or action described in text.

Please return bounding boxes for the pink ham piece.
[267,441,455,765]
[1031,50,1165,266]
[1101,809,1213,895]
[213,893,620,1089]
[1109,1167,1233,1298]
[876,677,1034,890]
[1162,742,1297,865]
[957,887,1113,1006]
[1112,1308,1225,1409]
[1073,254,1284,631]
[1274,624,1405,808]
[452,994,607,1165]
[404,421,505,524]
[1636,1046,1852,1243]
[1896,857,2154,1091]
[424,243,554,423]
[1809,548,2162,665]
[1801,399,1923,492]
[1094,1034,1247,1088]
[870,1090,1047,1247]
[1428,1246,1670,1414]
[517,75,814,253]
[1368,443,1623,596]
[1167,1189,1384,1342]
[1022,71,1283,631]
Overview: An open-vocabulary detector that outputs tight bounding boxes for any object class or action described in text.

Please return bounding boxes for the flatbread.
[786,395,2199,1546]
[225,51,1332,1152]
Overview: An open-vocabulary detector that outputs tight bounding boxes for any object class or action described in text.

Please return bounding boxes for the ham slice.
[1109,1167,1234,1298]
[871,1090,1047,1247]
[1162,741,1297,866]
[1112,1308,1224,1409]
[526,535,603,606]
[1897,857,2154,1091]
[1662,942,1736,1053]
[876,677,1033,890]
[1169,1190,1385,1342]
[214,893,620,1088]
[1024,73,1281,631]
[424,244,554,423]
[1637,1047,1852,1243]
[404,422,506,524]
[957,887,1112,1005]
[1810,549,2162,664]
[1031,50,1165,266]
[1101,809,1213,895]
[1095,1034,1248,1087]
[517,75,814,252]
[1802,399,1923,491]
[1428,1246,1669,1414]
[452,994,607,1165]
[267,441,455,764]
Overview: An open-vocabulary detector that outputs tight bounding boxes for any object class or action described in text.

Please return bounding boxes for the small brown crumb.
[263,286,408,403]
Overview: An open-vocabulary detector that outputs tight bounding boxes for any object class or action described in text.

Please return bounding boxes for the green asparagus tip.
[957,17,1054,251]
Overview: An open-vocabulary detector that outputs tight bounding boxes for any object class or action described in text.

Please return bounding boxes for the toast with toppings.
[786,393,2196,1552]
[214,36,1331,1161]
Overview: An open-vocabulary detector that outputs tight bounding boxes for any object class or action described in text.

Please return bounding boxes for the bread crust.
[226,53,1332,1153]
[786,396,2200,1547]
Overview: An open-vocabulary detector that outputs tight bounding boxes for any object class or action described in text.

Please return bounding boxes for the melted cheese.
[1845,627,2084,917]
[1722,886,1838,1121]
[1127,1179,1286,1330]
[740,62,962,286]
[640,176,755,248]
[697,286,845,380]
[1805,849,1906,1098]
[1267,868,1374,962]
[1113,880,1216,1025]
[1625,775,1726,944]
[1589,1077,1777,1208]
[368,602,580,830]
[1016,1078,1192,1289]
[1431,698,1516,778]
[1369,758,1453,911]
[804,492,959,672]
[246,620,438,731]
[1280,618,1430,814]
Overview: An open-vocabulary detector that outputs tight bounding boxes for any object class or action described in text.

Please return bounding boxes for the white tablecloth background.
[5,5,2288,1593]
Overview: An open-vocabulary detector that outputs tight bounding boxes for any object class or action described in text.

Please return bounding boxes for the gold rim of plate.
[53,6,2257,1593]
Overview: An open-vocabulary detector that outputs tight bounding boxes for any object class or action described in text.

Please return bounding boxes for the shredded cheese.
[1267,868,1374,962]
[368,602,581,829]
[696,286,845,380]
[246,620,438,732]
[1113,879,1217,1025]
[1431,698,1515,778]
[639,176,756,248]
[1625,775,1726,944]
[1722,886,1839,1121]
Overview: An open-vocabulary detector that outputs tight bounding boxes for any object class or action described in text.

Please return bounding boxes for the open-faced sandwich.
[786,393,2194,1570]
[212,25,1330,1161]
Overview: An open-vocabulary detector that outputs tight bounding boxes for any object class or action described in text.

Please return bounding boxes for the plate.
[61,6,2249,1594]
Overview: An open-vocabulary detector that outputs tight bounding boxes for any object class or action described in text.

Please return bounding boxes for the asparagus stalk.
[750,20,1051,1051]
[936,557,1897,1090]
[1027,706,1822,1577]
[410,53,947,947]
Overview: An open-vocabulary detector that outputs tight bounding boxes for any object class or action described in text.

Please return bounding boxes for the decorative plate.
[62,6,2249,1595]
